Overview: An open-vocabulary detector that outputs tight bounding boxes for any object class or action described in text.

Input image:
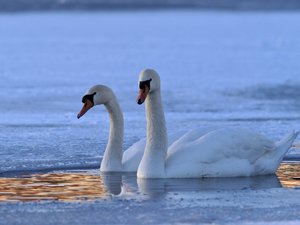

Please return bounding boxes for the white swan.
[77,85,185,172]
[136,69,299,178]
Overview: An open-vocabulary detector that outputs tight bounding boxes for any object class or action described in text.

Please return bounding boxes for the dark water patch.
[0,157,101,177]
[226,83,300,101]
[283,156,300,162]
[0,164,99,178]
[2,0,300,12]
[226,116,300,122]
[172,116,300,123]
[0,123,73,128]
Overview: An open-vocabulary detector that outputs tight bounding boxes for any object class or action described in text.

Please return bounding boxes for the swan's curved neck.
[138,88,168,178]
[100,96,124,172]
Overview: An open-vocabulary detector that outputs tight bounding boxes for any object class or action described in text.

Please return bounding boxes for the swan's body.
[121,131,186,171]
[77,85,186,172]
[136,69,299,178]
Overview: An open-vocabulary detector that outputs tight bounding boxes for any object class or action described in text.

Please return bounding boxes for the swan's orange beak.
[137,86,149,105]
[77,99,94,119]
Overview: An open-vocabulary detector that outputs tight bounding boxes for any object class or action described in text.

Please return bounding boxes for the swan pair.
[77,69,298,178]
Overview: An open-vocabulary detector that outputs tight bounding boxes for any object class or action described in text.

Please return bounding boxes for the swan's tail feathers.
[275,130,299,158]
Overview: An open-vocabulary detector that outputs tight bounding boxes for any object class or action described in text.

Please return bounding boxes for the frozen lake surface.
[1,10,300,224]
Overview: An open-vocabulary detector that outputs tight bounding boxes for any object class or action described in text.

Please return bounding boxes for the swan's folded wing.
[165,128,277,177]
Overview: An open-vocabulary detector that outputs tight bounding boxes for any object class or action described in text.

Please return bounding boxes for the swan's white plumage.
[166,128,298,177]
[122,131,185,171]
[137,69,299,178]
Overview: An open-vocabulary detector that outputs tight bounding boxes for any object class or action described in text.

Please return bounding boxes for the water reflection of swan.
[100,172,138,196]
[100,172,281,198]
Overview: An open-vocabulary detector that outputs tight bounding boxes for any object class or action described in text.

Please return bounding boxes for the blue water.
[1,11,300,173]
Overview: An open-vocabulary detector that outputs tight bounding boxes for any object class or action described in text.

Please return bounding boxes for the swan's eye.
[82,92,96,105]
[139,79,152,90]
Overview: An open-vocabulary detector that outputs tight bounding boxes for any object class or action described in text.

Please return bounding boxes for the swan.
[136,69,299,178]
[77,85,185,172]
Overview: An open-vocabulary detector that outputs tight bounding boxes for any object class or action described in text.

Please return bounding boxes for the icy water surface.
[1,11,300,174]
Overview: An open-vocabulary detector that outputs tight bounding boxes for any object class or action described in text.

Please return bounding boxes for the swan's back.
[165,128,282,178]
